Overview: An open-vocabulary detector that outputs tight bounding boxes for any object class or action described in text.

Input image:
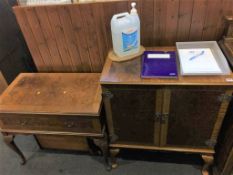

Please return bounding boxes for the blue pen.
[189,50,205,61]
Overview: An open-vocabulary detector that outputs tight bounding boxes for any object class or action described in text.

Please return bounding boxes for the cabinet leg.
[201,154,214,175]
[93,137,111,171]
[2,133,26,165]
[110,148,120,169]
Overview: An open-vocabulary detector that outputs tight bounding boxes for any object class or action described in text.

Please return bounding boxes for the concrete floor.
[0,135,202,175]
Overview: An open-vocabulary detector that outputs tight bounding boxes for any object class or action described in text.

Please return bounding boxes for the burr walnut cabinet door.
[105,86,161,145]
[161,87,231,148]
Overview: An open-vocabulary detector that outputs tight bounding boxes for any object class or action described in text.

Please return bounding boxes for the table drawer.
[0,113,101,134]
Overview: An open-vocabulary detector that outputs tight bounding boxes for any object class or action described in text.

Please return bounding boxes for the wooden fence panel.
[13,0,233,72]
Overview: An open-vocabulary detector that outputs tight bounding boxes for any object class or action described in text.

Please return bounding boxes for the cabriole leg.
[201,154,214,175]
[93,137,111,171]
[2,133,26,165]
[110,148,120,169]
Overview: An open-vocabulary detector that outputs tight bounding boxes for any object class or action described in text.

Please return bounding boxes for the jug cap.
[130,2,137,14]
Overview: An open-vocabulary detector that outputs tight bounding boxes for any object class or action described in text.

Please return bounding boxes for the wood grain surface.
[100,47,233,86]
[0,73,102,115]
[13,0,233,72]
[166,88,224,147]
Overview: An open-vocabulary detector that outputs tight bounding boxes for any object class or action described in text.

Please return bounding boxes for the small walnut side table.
[0,73,110,169]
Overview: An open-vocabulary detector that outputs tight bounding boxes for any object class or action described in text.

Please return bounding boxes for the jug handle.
[112,12,129,20]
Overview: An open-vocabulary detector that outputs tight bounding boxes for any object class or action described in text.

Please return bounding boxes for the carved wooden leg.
[110,148,120,169]
[87,144,96,155]
[201,154,214,175]
[87,138,101,155]
[33,135,42,150]
[2,133,26,165]
[93,137,111,171]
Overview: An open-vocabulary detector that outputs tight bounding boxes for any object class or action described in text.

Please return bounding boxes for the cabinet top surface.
[0,73,102,116]
[100,47,233,86]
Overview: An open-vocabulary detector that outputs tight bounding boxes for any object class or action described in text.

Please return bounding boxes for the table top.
[0,73,102,116]
[100,47,233,86]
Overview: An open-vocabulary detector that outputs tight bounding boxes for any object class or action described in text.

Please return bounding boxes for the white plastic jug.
[111,2,140,58]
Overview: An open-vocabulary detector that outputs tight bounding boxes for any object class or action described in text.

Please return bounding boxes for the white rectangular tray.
[176,41,231,75]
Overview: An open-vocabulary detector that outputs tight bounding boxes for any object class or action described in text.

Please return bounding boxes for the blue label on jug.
[122,30,138,52]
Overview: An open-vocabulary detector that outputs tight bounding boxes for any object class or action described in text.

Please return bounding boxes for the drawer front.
[0,113,101,134]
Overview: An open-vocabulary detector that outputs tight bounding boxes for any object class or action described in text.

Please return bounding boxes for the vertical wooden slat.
[189,0,208,41]
[35,7,64,72]
[153,0,160,46]
[58,6,83,72]
[24,7,53,71]
[202,0,223,40]
[79,3,103,72]
[46,6,74,72]
[164,0,179,46]
[13,7,47,71]
[97,3,110,59]
[176,0,194,42]
[103,2,117,51]
[92,3,111,66]
[115,0,128,13]
[158,0,168,46]
[202,0,222,40]
[141,0,154,46]
[68,5,92,72]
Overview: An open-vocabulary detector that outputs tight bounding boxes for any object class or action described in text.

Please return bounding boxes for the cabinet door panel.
[109,87,158,144]
[111,89,156,111]
[164,88,225,148]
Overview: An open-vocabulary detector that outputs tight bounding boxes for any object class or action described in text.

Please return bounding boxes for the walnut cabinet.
[100,47,233,174]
